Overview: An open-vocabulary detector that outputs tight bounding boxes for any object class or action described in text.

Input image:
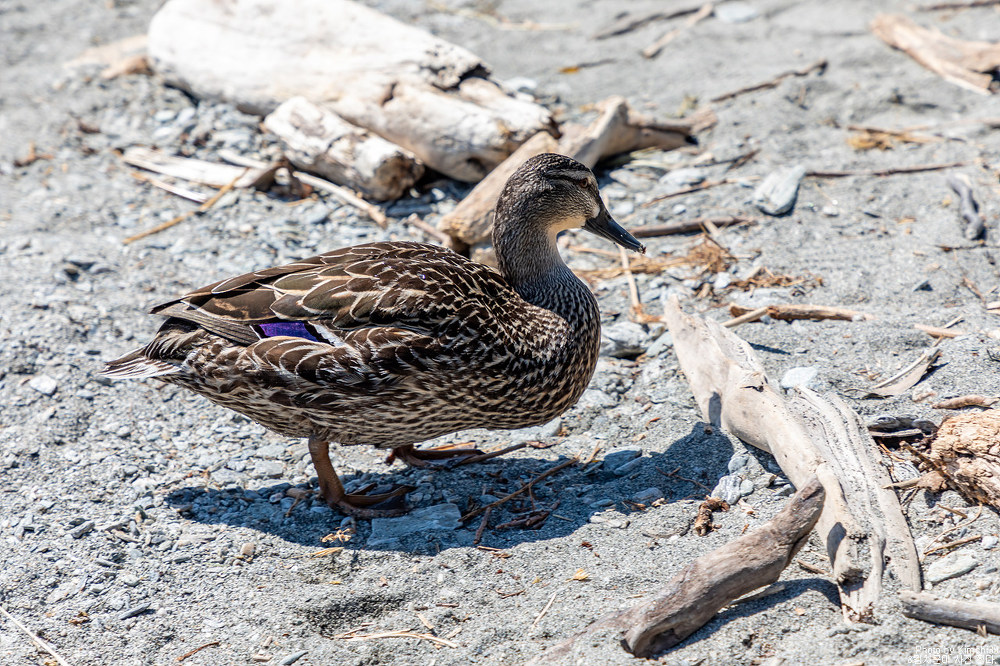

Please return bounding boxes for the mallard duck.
[103,153,644,517]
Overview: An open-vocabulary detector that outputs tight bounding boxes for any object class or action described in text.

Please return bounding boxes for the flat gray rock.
[370,503,462,541]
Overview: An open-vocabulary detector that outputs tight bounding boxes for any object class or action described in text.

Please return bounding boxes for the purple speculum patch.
[258,321,318,342]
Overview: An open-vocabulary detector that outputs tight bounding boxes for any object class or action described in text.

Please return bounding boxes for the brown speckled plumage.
[103,153,644,516]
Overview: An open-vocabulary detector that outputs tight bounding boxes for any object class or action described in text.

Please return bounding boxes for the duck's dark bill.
[584,210,646,254]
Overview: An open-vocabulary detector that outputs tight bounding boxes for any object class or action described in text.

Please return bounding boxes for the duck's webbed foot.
[387,442,528,469]
[308,438,412,518]
[386,442,485,469]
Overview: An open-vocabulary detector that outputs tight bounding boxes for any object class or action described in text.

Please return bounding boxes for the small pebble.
[715,1,759,22]
[279,652,309,666]
[613,457,645,477]
[780,366,818,390]
[926,551,978,584]
[118,602,152,621]
[630,487,662,505]
[589,499,615,509]
[68,520,95,539]
[712,474,743,505]
[28,375,58,396]
[728,454,750,474]
[603,449,641,470]
[255,461,285,478]
[754,165,805,216]
[982,535,997,550]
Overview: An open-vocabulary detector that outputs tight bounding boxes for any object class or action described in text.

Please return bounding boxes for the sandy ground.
[3,0,1000,664]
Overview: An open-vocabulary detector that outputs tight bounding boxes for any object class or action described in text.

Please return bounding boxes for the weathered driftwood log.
[530,478,824,662]
[917,410,1000,510]
[148,0,553,181]
[900,590,1000,636]
[263,97,423,201]
[439,97,713,249]
[871,14,1000,95]
[663,298,921,621]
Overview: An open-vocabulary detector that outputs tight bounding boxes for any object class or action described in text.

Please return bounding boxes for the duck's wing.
[151,241,513,350]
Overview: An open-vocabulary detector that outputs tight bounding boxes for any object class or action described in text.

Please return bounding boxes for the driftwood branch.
[871,14,1000,95]
[900,590,1000,635]
[710,59,828,103]
[663,298,921,620]
[727,303,873,323]
[530,478,824,661]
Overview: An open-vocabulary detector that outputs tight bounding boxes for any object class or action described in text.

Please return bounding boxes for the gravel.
[4,1,1000,665]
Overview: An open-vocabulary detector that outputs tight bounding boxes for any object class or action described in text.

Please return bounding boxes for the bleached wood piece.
[263,97,423,201]
[148,0,553,181]
[900,590,1000,635]
[663,297,921,621]
[921,410,1000,509]
[871,14,1000,95]
[122,147,269,189]
[529,478,824,662]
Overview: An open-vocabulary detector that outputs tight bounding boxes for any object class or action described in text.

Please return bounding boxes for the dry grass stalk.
[710,59,827,103]
[332,625,459,648]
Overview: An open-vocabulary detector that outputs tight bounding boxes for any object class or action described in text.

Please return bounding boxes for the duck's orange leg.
[308,438,411,518]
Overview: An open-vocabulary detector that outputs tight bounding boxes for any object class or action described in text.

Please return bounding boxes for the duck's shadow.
[164,422,738,553]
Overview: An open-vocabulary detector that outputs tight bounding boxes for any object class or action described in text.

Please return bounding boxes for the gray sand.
[3,1,1000,664]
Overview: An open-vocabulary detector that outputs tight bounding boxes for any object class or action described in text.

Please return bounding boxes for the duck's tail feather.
[100,349,180,379]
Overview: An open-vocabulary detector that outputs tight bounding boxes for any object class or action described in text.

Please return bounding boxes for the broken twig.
[460,457,578,522]
[932,395,998,410]
[123,170,244,244]
[641,3,714,59]
[629,216,756,238]
[710,59,827,103]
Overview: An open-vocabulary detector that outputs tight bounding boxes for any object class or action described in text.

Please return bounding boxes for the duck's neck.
[495,225,596,318]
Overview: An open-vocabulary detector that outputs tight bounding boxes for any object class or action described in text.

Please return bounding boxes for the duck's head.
[493,153,645,284]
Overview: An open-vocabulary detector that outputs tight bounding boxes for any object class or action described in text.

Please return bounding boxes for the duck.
[102,153,645,517]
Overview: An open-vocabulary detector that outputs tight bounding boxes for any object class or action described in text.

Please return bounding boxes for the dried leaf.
[569,568,590,581]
